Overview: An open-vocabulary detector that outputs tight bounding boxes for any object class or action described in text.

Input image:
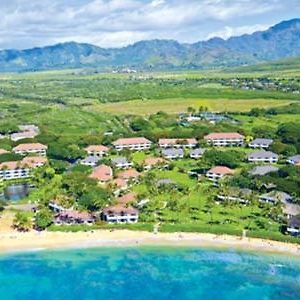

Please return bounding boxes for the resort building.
[102,205,139,223]
[111,157,133,169]
[204,132,245,147]
[13,143,47,156]
[18,125,39,132]
[54,211,95,225]
[190,148,205,159]
[247,151,279,163]
[117,192,137,205]
[111,178,128,195]
[84,145,109,157]
[89,165,113,183]
[22,156,48,168]
[117,168,140,182]
[287,154,300,166]
[249,165,279,176]
[282,203,300,219]
[112,137,152,151]
[182,112,230,123]
[161,148,184,159]
[216,188,253,204]
[0,157,47,180]
[287,216,300,236]
[159,138,197,148]
[206,166,235,181]
[143,157,166,170]
[249,138,273,149]
[49,202,67,213]
[259,191,293,205]
[80,156,101,167]
[0,161,30,180]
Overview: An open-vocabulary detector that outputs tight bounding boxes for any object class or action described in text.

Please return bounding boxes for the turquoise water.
[0,247,300,299]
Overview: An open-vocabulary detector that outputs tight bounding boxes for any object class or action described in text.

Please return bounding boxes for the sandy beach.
[0,228,300,257]
[0,211,299,256]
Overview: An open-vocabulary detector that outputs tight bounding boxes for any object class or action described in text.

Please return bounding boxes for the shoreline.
[1,229,300,257]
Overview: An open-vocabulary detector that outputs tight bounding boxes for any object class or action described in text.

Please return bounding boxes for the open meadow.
[93,98,295,115]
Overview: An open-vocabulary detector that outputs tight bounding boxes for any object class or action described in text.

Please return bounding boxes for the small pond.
[0,184,33,201]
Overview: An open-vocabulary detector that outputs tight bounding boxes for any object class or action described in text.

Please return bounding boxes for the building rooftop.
[288,216,300,228]
[283,203,300,217]
[13,143,47,151]
[204,132,244,140]
[207,166,235,175]
[111,157,130,165]
[22,156,48,167]
[250,138,273,145]
[249,165,279,176]
[162,148,184,156]
[111,178,128,189]
[84,145,109,152]
[118,169,140,180]
[144,157,165,166]
[247,151,278,159]
[260,191,293,203]
[90,165,113,182]
[103,205,138,215]
[81,156,100,164]
[18,124,39,132]
[190,148,205,156]
[117,192,137,205]
[58,210,94,221]
[0,161,27,170]
[288,154,300,164]
[112,137,151,146]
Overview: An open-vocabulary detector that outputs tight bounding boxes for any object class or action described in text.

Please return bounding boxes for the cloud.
[206,24,271,40]
[0,0,298,49]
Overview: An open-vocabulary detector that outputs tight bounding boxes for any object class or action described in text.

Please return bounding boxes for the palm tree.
[12,212,32,232]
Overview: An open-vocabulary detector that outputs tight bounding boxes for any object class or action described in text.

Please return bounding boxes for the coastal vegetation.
[0,67,300,244]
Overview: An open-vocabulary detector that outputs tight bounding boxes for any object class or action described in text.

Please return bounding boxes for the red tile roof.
[112,137,151,146]
[112,178,128,189]
[22,156,47,167]
[117,192,137,205]
[103,205,138,215]
[13,143,47,151]
[90,165,113,182]
[144,157,165,166]
[0,161,26,170]
[208,166,235,175]
[204,132,244,140]
[85,145,109,152]
[58,210,94,221]
[118,168,140,180]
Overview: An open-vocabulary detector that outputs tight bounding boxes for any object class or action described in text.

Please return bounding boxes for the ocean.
[0,247,299,299]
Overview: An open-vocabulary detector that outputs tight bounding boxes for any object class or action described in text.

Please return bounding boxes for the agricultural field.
[94,98,295,115]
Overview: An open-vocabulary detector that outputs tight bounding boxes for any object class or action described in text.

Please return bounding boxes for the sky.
[1,0,300,50]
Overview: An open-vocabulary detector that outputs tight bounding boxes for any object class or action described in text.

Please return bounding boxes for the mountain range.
[1,19,300,72]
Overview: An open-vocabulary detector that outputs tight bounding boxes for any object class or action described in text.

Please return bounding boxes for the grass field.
[92,98,296,115]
